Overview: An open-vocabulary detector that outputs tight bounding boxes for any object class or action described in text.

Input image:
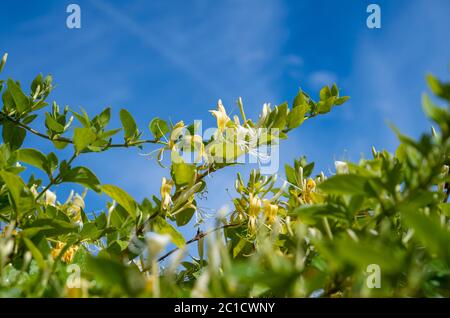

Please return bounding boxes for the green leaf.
[0,170,35,214]
[426,73,450,101]
[401,209,450,259]
[285,164,297,185]
[87,255,127,289]
[7,79,30,114]
[287,103,308,129]
[149,118,169,140]
[23,238,46,270]
[30,73,43,94]
[422,93,448,126]
[331,83,339,96]
[120,109,137,141]
[21,218,78,237]
[61,166,101,191]
[292,203,350,225]
[233,238,250,258]
[153,216,186,248]
[317,97,336,114]
[292,89,307,108]
[322,237,405,273]
[335,96,349,105]
[171,155,196,187]
[319,174,371,196]
[2,120,26,150]
[71,108,91,128]
[319,85,332,100]
[2,88,14,112]
[16,148,48,174]
[45,113,65,133]
[270,102,288,129]
[102,184,137,219]
[175,207,195,226]
[73,127,97,154]
[95,107,111,128]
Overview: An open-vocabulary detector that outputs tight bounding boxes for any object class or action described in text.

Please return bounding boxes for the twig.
[444,182,449,203]
[35,152,78,201]
[149,222,241,267]
[0,111,159,149]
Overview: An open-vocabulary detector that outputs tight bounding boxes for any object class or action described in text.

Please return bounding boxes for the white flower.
[146,232,171,259]
[44,190,57,206]
[30,184,39,198]
[0,239,14,258]
[334,161,349,174]
[168,249,185,274]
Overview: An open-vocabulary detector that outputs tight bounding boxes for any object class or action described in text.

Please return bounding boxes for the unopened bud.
[0,53,8,73]
[371,146,378,158]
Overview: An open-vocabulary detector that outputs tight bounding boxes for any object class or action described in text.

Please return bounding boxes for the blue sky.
[1,0,450,243]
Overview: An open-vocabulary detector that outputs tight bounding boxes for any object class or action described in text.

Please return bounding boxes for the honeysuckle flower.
[0,239,14,258]
[248,215,257,234]
[51,241,78,263]
[146,232,171,260]
[168,121,185,150]
[302,178,316,204]
[335,161,349,174]
[306,178,316,191]
[180,134,206,162]
[263,199,279,224]
[160,177,174,210]
[248,193,261,217]
[30,184,39,198]
[256,103,271,128]
[44,190,56,207]
[210,99,230,131]
[67,193,85,222]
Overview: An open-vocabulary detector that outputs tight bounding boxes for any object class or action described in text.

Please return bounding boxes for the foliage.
[0,52,449,297]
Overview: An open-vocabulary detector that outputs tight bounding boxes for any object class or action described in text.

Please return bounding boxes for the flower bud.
[0,53,7,72]
[334,161,349,174]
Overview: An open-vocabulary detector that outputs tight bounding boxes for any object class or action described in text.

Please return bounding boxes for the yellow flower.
[169,121,185,150]
[263,199,279,224]
[248,193,261,217]
[51,241,78,263]
[209,99,230,131]
[302,178,316,204]
[67,194,85,222]
[160,177,174,210]
[306,178,316,191]
[248,216,257,234]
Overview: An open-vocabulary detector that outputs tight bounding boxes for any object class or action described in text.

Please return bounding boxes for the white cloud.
[308,70,338,89]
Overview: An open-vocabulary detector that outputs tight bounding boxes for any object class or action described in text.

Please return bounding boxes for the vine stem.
[0,111,159,149]
[155,222,241,264]
[35,152,78,201]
